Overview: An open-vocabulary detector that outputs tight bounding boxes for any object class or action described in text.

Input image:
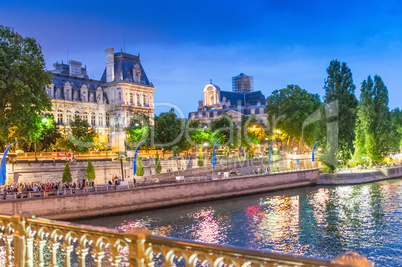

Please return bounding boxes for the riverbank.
[0,169,318,220]
[317,166,402,185]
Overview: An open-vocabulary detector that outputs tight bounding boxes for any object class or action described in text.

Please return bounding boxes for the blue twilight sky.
[1,0,402,116]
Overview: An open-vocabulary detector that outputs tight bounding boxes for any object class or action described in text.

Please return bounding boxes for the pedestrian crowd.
[0,180,94,197]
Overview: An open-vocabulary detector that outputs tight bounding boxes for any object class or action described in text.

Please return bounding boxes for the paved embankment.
[318,166,402,185]
[0,169,318,220]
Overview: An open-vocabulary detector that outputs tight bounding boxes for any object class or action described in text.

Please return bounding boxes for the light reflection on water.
[78,179,402,267]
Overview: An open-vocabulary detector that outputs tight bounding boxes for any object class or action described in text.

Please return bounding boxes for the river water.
[78,179,402,267]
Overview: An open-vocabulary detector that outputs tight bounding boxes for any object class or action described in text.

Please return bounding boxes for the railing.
[0,213,373,267]
[0,167,319,202]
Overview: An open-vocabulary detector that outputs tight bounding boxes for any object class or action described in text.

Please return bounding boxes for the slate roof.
[100,52,151,86]
[51,74,109,104]
[220,91,266,106]
[188,105,266,117]
[52,74,101,91]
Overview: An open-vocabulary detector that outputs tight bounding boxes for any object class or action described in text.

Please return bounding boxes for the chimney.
[105,48,115,83]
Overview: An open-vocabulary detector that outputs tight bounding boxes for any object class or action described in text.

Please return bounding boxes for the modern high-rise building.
[45,48,155,150]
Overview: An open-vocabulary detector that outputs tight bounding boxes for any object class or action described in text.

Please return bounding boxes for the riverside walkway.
[0,167,316,201]
[0,213,373,267]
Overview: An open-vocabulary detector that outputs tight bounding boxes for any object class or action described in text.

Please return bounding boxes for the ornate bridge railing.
[0,213,373,267]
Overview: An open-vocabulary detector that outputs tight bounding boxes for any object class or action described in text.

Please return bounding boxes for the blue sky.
[1,0,402,115]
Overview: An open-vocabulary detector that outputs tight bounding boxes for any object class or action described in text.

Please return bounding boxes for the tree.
[390,108,402,152]
[0,26,52,143]
[354,75,392,164]
[62,162,72,183]
[40,118,62,151]
[266,84,321,151]
[125,113,151,149]
[323,60,358,164]
[154,152,162,173]
[69,115,96,153]
[198,147,204,167]
[86,160,95,182]
[153,109,184,157]
[136,158,144,176]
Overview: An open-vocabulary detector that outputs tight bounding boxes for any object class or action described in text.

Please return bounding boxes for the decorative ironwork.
[0,213,373,267]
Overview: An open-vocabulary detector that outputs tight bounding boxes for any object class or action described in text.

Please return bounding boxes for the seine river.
[79,179,402,267]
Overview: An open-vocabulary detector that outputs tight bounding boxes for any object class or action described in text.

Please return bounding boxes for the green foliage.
[266,84,322,146]
[209,116,235,147]
[323,60,358,164]
[51,137,74,152]
[353,75,392,163]
[172,146,180,157]
[136,158,144,176]
[0,26,52,143]
[86,160,96,181]
[198,147,204,167]
[62,162,72,183]
[68,115,96,153]
[390,108,402,152]
[125,113,151,149]
[40,116,62,151]
[189,122,211,146]
[154,152,162,173]
[154,109,183,151]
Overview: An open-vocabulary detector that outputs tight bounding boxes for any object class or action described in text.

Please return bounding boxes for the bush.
[154,152,162,173]
[136,158,144,176]
[198,147,204,167]
[86,160,95,181]
[320,159,336,173]
[62,162,72,183]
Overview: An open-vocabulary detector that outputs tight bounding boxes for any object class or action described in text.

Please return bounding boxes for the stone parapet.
[0,169,319,220]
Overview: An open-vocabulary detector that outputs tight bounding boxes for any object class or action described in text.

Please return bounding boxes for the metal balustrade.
[0,213,373,267]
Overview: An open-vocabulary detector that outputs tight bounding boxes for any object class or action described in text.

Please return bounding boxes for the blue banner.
[133,141,149,176]
[312,141,320,162]
[212,140,219,170]
[0,142,18,186]
[269,141,274,165]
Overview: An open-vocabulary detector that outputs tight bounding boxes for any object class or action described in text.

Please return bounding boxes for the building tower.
[232,73,253,93]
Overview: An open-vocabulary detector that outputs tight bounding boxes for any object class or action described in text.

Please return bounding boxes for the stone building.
[188,74,267,125]
[45,48,155,150]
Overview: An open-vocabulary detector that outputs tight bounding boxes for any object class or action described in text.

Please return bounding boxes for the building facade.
[188,74,267,125]
[45,48,155,150]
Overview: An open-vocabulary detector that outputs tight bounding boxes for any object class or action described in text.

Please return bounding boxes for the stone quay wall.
[317,166,402,185]
[0,169,319,220]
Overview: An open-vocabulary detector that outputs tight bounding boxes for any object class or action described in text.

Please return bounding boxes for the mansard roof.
[220,90,266,106]
[100,52,152,86]
[52,74,101,91]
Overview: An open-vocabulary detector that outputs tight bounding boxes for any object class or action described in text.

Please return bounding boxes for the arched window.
[136,94,140,105]
[66,110,72,124]
[99,113,103,127]
[130,93,133,103]
[83,111,88,122]
[57,109,63,124]
[91,112,96,126]
[106,113,110,127]
[75,110,80,120]
[143,95,146,106]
